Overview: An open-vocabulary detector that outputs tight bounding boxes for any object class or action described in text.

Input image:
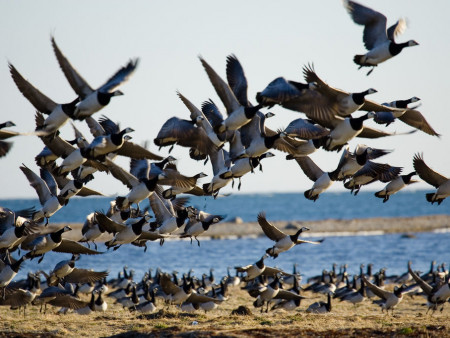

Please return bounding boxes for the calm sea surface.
[1,191,448,282]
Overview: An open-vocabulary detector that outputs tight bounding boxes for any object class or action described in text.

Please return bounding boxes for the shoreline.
[57,214,450,242]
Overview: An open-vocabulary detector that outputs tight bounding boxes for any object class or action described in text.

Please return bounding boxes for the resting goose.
[51,36,138,119]
[344,0,419,75]
[257,212,322,257]
[306,292,332,314]
[413,153,450,205]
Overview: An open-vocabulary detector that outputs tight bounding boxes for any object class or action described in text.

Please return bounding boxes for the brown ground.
[0,285,448,337]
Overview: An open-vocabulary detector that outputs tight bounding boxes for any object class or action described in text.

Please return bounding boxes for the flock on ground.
[0,0,449,317]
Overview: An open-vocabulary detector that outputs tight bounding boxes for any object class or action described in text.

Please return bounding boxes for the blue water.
[1,191,448,283]
[1,190,448,224]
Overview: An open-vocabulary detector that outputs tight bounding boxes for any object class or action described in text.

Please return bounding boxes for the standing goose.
[9,63,78,134]
[288,155,339,201]
[413,153,450,205]
[344,0,419,75]
[374,171,418,202]
[51,36,139,119]
[199,56,262,133]
[257,212,322,257]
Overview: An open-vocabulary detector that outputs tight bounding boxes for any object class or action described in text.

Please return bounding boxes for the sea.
[1,190,449,283]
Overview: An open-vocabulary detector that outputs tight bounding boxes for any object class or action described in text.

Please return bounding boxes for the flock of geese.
[0,0,449,318]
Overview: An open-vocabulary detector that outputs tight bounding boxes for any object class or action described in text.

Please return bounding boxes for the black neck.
[61,97,79,117]
[349,114,370,131]
[264,133,282,149]
[352,90,370,105]
[244,105,261,119]
[389,41,410,56]
[97,92,114,106]
[50,228,66,243]
[132,217,147,235]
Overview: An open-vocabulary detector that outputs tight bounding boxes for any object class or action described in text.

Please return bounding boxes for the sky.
[1,0,449,200]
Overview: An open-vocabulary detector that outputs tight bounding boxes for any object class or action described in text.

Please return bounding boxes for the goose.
[20,164,69,224]
[0,207,38,250]
[306,292,333,314]
[162,171,207,199]
[154,116,217,161]
[104,157,167,211]
[79,212,106,250]
[339,279,366,306]
[256,76,317,108]
[130,287,157,314]
[51,36,139,119]
[321,112,376,152]
[221,152,275,190]
[344,0,419,75]
[73,291,96,315]
[362,275,407,314]
[408,264,450,313]
[34,113,108,176]
[413,153,450,205]
[42,255,108,286]
[288,155,339,201]
[270,289,306,312]
[331,144,391,182]
[96,213,165,250]
[257,212,322,257]
[85,115,162,160]
[159,273,193,306]
[35,146,59,168]
[180,211,226,246]
[303,64,378,117]
[235,254,286,281]
[202,148,232,197]
[344,161,403,195]
[199,56,262,133]
[374,171,418,202]
[9,63,78,134]
[21,225,101,262]
[0,121,22,158]
[250,274,281,313]
[0,253,28,293]
[177,92,225,149]
[376,98,439,136]
[284,118,330,140]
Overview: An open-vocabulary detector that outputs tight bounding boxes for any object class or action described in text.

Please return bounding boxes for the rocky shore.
[57,214,450,242]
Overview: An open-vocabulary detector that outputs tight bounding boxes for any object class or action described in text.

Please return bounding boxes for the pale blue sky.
[1,1,449,199]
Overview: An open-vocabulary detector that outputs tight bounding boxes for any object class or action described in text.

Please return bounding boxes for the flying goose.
[85,115,163,160]
[374,171,418,202]
[344,0,419,75]
[20,164,70,224]
[408,264,450,313]
[289,155,339,201]
[21,226,101,261]
[257,212,322,257]
[51,36,139,119]
[413,153,450,205]
[154,116,216,161]
[199,56,262,133]
[331,144,391,181]
[0,207,38,250]
[148,187,190,236]
[0,253,28,293]
[344,161,403,195]
[361,275,407,314]
[103,158,168,211]
[159,273,193,305]
[177,92,225,149]
[235,254,287,282]
[95,213,166,250]
[9,63,79,134]
[202,148,232,197]
[41,254,108,286]
[34,112,108,176]
[180,210,226,246]
[284,118,330,140]
[376,98,439,136]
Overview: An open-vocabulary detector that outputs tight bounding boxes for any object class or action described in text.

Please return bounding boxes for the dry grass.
[0,286,448,337]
